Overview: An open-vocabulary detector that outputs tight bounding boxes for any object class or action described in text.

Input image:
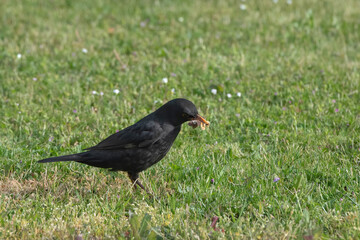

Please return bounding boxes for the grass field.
[1,0,360,239]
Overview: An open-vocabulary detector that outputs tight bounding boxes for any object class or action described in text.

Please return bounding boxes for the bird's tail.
[38,153,83,163]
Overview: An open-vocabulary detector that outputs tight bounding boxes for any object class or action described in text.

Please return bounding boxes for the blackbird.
[38,98,209,192]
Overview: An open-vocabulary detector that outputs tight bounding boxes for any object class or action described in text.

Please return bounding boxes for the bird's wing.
[85,120,163,151]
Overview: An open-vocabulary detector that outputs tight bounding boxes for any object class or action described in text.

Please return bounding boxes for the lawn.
[1,0,360,239]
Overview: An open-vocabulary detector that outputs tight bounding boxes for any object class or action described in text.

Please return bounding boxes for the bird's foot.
[128,172,153,197]
[135,180,153,197]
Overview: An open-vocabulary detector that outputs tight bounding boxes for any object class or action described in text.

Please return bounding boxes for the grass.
[1,0,360,238]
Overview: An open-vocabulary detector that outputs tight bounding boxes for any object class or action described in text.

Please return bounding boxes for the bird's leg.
[128,172,138,190]
[128,172,151,195]
[135,180,147,191]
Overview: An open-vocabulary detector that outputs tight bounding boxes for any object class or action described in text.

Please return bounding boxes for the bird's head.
[156,98,209,127]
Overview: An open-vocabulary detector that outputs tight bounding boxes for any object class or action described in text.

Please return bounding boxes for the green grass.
[1,0,360,238]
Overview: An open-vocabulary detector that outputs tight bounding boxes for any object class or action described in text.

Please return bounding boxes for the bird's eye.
[182,113,191,118]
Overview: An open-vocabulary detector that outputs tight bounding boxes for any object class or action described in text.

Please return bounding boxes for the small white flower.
[162,77,168,84]
[15,103,19,106]
[33,77,37,81]
[92,90,98,95]
[82,48,88,53]
[17,53,22,59]
[273,0,278,3]
[171,88,175,93]
[100,91,104,96]
[211,89,217,95]
[237,92,242,97]
[239,4,247,10]
[235,113,240,117]
[287,0,292,4]
[178,17,184,22]
[113,89,120,94]
[227,93,232,98]
[18,111,21,114]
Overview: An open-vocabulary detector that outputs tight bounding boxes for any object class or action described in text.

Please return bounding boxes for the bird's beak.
[194,114,210,126]
[188,114,210,130]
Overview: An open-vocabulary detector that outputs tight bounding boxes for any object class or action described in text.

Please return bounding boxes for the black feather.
[38,153,83,163]
[37,98,208,192]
